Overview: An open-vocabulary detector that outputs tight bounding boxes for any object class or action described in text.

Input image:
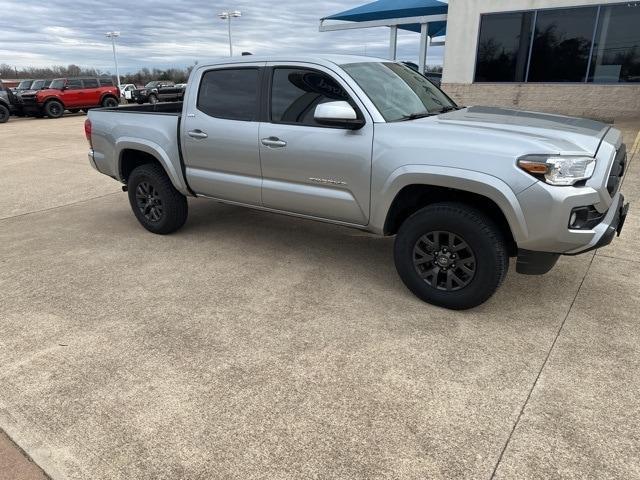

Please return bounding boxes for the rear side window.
[271,68,350,126]
[197,68,259,121]
[83,79,98,88]
[99,78,114,86]
[67,79,82,90]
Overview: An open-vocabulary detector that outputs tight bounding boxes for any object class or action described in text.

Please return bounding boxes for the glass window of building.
[474,12,534,82]
[527,6,598,82]
[589,3,640,83]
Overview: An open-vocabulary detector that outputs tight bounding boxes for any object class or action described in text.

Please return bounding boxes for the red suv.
[21,77,120,118]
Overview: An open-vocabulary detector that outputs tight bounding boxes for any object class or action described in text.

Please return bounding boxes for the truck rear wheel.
[102,96,119,108]
[45,100,64,119]
[393,202,508,310]
[0,104,9,123]
[127,163,188,234]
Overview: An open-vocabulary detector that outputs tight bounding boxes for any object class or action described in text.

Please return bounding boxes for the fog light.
[569,212,578,227]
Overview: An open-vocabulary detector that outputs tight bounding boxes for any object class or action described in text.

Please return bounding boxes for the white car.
[120,84,137,102]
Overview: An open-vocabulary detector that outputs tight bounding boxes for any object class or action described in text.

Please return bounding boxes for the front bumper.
[565,193,629,255]
[516,194,629,274]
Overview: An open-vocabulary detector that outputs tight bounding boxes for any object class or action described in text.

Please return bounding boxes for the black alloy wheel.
[135,181,164,223]
[413,231,477,291]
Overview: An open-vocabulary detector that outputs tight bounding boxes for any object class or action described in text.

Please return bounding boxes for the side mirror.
[314,101,365,130]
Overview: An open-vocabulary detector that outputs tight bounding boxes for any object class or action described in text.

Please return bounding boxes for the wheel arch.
[376,166,528,251]
[116,140,190,196]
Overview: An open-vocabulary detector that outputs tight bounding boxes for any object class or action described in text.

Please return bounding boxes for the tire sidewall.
[0,104,9,123]
[45,100,64,118]
[148,94,158,104]
[102,97,118,108]
[127,166,186,234]
[394,205,506,309]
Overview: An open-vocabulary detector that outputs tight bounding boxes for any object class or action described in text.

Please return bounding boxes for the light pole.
[105,31,122,97]
[218,10,242,57]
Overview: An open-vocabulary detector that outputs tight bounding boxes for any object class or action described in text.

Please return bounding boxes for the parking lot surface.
[1,114,639,479]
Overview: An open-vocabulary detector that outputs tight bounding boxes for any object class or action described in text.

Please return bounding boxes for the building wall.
[441,0,640,119]
[442,83,640,121]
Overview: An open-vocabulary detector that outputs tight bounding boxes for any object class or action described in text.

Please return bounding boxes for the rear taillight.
[84,118,92,147]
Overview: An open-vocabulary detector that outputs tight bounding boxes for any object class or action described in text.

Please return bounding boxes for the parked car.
[21,77,120,118]
[11,79,35,93]
[131,81,185,104]
[0,83,16,123]
[12,79,52,116]
[85,55,629,309]
[120,83,137,102]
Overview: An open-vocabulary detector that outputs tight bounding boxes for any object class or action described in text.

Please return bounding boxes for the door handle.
[188,129,208,139]
[261,136,287,148]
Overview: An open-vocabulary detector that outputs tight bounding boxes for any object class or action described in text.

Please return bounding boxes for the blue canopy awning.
[323,0,448,37]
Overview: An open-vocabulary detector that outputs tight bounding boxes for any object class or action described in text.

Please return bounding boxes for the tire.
[0,104,9,123]
[68,109,80,113]
[127,163,188,234]
[102,96,119,108]
[394,202,508,310]
[148,94,158,105]
[44,100,64,118]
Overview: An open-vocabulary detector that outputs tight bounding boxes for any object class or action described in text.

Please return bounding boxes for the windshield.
[31,80,45,90]
[342,62,456,121]
[17,80,33,90]
[49,79,65,90]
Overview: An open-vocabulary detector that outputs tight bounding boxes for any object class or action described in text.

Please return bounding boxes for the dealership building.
[322,0,640,119]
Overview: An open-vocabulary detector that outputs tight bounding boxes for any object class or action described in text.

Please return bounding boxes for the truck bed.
[88,101,191,194]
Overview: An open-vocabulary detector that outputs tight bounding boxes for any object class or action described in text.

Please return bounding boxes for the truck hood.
[436,106,610,156]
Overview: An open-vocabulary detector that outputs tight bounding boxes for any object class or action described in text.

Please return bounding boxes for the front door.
[181,65,264,205]
[259,64,373,225]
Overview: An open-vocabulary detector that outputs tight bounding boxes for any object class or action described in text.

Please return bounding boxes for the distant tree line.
[0,63,196,86]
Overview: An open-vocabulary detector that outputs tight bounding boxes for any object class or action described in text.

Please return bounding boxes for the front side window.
[589,4,640,83]
[343,62,456,121]
[197,68,259,121]
[475,12,534,82]
[99,78,114,86]
[271,68,350,126]
[17,80,33,90]
[83,79,99,88]
[49,79,65,90]
[528,7,598,82]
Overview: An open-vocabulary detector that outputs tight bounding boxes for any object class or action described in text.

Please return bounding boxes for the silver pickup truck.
[86,54,629,309]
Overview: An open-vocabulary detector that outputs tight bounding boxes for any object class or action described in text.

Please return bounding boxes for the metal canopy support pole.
[419,23,429,73]
[389,25,398,60]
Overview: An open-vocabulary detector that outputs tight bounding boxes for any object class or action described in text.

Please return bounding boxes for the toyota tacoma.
[85,55,629,309]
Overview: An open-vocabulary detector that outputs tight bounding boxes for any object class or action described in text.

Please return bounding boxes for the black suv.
[0,83,17,123]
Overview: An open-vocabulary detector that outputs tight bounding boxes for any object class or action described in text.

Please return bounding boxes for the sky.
[0,0,445,73]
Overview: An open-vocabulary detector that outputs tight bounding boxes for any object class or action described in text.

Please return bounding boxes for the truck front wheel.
[393,202,508,310]
[127,163,188,234]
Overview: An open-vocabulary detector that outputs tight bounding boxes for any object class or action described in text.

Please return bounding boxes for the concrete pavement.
[1,115,639,479]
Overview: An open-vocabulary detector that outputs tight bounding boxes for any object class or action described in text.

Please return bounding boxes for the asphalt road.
[1,114,639,480]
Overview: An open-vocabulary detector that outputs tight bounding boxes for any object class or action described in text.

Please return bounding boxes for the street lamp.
[218,10,242,57]
[105,31,122,98]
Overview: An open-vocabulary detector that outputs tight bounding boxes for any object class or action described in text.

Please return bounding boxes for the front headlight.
[517,155,596,186]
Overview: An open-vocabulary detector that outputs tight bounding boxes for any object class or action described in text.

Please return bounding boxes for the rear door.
[81,78,101,106]
[181,63,264,205]
[259,63,374,225]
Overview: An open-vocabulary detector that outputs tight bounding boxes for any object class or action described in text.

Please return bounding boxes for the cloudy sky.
[0,0,445,73]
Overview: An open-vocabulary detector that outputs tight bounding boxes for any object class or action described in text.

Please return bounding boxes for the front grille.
[607,143,626,196]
